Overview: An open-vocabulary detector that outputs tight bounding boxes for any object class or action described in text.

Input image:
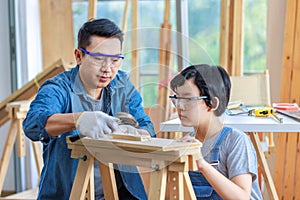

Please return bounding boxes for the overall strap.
[210,126,232,166]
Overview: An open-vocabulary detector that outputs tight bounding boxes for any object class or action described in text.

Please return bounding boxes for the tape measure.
[250,107,274,117]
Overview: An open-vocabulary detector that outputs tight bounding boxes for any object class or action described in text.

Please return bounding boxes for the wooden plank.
[148,164,167,200]
[0,59,65,126]
[39,0,74,68]
[219,0,230,69]
[69,154,94,200]
[226,0,234,75]
[17,118,26,157]
[183,172,197,200]
[130,0,139,87]
[274,133,287,199]
[76,137,201,153]
[249,132,278,200]
[32,142,43,177]
[0,188,38,200]
[280,0,297,102]
[231,0,243,76]
[0,119,18,195]
[122,0,130,33]
[88,0,97,19]
[295,133,300,199]
[157,0,173,122]
[168,171,184,200]
[282,133,298,199]
[291,0,300,103]
[98,162,118,200]
[85,170,95,200]
[112,133,152,141]
[275,2,296,193]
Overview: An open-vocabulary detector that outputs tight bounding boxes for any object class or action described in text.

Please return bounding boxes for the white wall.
[0,0,15,191]
[267,0,286,103]
[0,0,42,192]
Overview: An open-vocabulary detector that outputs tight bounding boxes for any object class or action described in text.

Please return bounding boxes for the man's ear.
[74,49,82,65]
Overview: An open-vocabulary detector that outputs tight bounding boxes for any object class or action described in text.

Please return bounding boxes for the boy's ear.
[211,97,220,111]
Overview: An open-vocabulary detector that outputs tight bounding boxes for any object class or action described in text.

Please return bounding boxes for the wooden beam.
[231,0,243,76]
[122,0,130,33]
[219,0,243,76]
[157,0,173,121]
[219,0,230,70]
[130,0,139,87]
[0,59,66,126]
[88,0,97,19]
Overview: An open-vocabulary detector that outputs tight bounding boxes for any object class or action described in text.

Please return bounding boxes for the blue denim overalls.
[188,127,232,199]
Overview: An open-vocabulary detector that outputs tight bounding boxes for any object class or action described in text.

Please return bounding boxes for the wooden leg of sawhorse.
[0,118,18,196]
[98,162,118,200]
[148,166,167,200]
[70,154,95,200]
[148,160,196,200]
[249,132,279,200]
[168,160,196,200]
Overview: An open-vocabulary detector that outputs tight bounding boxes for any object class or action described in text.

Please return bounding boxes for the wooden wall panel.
[39,0,75,68]
[274,0,300,199]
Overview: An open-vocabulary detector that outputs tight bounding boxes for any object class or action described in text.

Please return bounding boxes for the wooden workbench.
[67,136,202,200]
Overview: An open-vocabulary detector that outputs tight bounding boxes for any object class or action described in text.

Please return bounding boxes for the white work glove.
[76,111,120,139]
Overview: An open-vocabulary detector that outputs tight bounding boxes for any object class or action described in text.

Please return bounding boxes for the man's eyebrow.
[94,52,122,56]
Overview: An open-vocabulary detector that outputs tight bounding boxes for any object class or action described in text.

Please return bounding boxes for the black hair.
[77,18,124,49]
[170,64,231,116]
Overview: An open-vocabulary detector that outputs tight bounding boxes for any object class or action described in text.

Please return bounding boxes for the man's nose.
[101,59,113,70]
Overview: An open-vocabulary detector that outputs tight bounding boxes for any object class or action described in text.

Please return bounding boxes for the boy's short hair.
[170,64,231,116]
[77,18,124,49]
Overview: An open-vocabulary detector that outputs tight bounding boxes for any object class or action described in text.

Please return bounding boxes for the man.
[23,18,155,200]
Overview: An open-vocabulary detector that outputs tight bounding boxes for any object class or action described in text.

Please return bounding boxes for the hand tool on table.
[227,107,283,123]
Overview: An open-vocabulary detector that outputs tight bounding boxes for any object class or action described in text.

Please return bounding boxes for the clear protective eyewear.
[169,94,208,108]
[80,48,124,68]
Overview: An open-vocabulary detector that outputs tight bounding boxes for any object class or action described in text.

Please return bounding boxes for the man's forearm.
[45,113,81,136]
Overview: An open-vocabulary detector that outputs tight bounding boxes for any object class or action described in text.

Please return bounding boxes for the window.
[72,0,267,106]
[244,0,267,73]
[187,0,267,73]
[72,0,177,107]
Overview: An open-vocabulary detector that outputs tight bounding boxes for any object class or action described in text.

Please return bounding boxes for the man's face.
[77,35,122,94]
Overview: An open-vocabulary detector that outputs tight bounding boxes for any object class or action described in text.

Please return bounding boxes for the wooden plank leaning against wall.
[274,0,300,199]
[39,0,75,68]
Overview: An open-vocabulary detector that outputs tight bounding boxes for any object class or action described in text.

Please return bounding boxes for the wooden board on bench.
[0,188,38,200]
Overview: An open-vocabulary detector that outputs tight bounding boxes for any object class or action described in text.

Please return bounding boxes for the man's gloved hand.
[76,111,121,139]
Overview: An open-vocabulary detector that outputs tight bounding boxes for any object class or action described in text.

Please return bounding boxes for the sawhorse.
[0,101,43,196]
[67,136,201,200]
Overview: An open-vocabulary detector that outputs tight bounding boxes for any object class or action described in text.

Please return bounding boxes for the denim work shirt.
[23,66,155,200]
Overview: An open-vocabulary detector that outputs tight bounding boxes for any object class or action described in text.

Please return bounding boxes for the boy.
[169,64,262,199]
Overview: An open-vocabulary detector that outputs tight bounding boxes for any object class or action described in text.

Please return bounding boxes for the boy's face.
[173,79,210,127]
[76,35,122,94]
